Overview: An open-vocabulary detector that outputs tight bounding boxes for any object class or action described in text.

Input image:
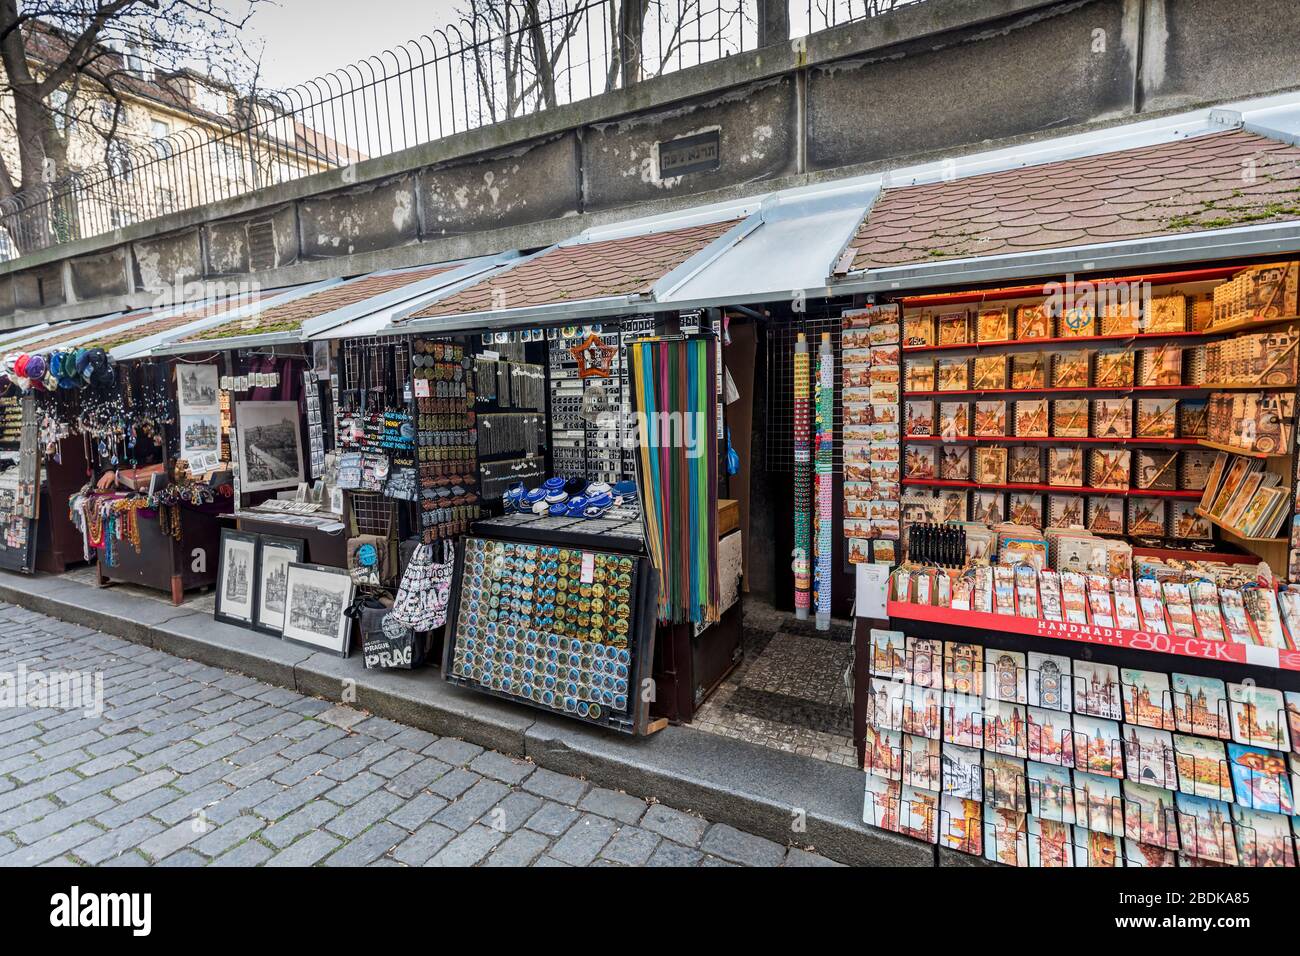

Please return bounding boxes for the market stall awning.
[0,322,55,348]
[152,258,501,355]
[654,179,879,309]
[831,105,1300,293]
[5,309,151,353]
[308,253,519,341]
[104,283,334,360]
[393,206,760,333]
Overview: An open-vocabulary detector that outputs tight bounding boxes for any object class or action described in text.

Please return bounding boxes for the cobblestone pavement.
[0,603,841,867]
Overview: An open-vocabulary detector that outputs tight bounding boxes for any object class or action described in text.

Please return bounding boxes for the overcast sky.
[250,0,462,89]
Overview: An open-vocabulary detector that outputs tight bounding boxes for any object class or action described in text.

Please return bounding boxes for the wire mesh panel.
[349,491,396,538]
[342,336,410,395]
[765,312,844,473]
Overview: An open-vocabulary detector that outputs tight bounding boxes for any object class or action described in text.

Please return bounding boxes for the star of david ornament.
[571,333,615,379]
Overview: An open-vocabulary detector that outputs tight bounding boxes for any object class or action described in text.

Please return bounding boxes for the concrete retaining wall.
[4,0,1300,327]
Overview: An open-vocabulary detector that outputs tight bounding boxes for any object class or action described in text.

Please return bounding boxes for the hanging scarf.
[630,336,719,625]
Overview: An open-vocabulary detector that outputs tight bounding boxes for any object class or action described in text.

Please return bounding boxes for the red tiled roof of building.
[183,265,456,342]
[844,129,1300,272]
[407,219,739,319]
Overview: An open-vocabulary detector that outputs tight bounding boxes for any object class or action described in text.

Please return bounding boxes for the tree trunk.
[618,0,647,87]
[523,0,557,110]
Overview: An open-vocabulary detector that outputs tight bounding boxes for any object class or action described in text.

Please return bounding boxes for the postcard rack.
[863,611,1299,866]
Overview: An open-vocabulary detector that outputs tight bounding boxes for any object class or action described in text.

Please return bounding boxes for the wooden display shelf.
[887,600,1300,672]
[1199,382,1297,391]
[1193,508,1287,545]
[1200,314,1300,336]
[903,385,1208,398]
[1197,438,1290,459]
[901,478,1202,498]
[902,329,1210,354]
[903,435,1199,445]
[900,316,1300,355]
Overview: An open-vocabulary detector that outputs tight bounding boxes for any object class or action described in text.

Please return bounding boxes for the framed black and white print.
[214,529,259,626]
[254,535,305,635]
[281,562,355,656]
[234,400,304,493]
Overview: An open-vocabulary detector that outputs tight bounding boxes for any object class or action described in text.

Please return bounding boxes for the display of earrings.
[473,356,545,410]
[477,412,547,457]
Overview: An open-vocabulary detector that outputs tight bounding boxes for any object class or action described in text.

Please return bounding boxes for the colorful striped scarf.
[630,335,719,624]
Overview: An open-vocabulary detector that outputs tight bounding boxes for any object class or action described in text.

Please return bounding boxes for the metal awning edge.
[831,221,1300,295]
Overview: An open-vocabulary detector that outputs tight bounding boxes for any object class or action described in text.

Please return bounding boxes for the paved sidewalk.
[0,602,840,867]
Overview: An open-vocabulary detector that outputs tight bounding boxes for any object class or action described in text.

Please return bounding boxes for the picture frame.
[214,529,259,627]
[254,535,306,635]
[176,361,220,415]
[281,562,355,657]
[234,400,305,493]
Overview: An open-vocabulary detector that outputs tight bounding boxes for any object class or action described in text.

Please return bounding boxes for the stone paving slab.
[0,599,848,867]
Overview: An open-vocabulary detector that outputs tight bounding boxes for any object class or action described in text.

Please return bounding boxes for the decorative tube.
[814,332,834,631]
[792,332,811,619]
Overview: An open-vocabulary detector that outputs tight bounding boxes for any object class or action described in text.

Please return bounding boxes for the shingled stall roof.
[178,264,458,344]
[842,129,1300,274]
[94,293,268,355]
[18,309,156,353]
[405,218,740,321]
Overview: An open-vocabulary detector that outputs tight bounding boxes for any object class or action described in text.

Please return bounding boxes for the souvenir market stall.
[828,125,1300,867]
[147,260,503,654]
[392,217,751,734]
[0,308,205,579]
